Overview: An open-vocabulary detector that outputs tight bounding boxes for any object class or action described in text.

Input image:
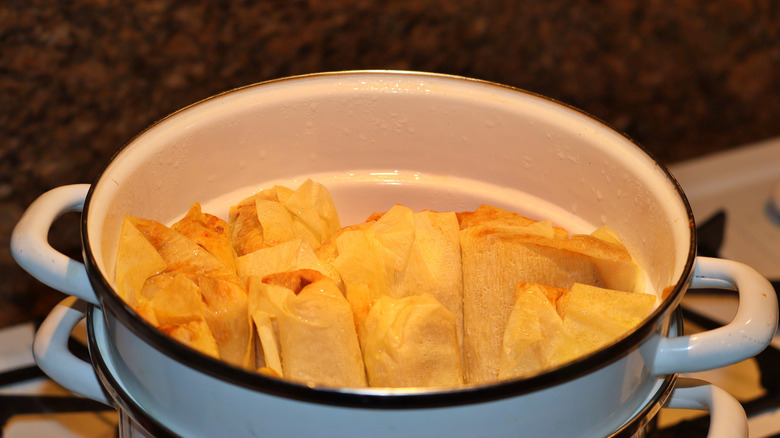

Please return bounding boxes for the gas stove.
[1,138,778,437]
[658,136,780,437]
[0,321,117,436]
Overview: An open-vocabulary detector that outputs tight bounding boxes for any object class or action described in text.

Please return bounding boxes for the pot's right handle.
[33,296,110,406]
[11,184,100,305]
[665,378,747,438]
[652,257,778,375]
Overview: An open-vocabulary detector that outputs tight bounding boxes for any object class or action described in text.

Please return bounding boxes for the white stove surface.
[669,138,780,280]
[1,137,778,437]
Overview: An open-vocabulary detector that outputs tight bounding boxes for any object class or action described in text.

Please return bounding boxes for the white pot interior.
[87,70,691,316]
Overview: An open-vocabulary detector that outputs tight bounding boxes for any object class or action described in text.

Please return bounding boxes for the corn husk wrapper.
[229,196,265,257]
[143,273,203,325]
[126,216,240,284]
[171,203,237,272]
[235,238,337,287]
[134,272,220,359]
[279,178,341,246]
[558,283,657,353]
[251,309,282,377]
[135,272,253,368]
[334,205,463,347]
[160,320,221,359]
[460,221,641,384]
[248,272,366,387]
[457,204,569,239]
[197,275,253,368]
[498,282,656,381]
[120,213,252,368]
[314,220,377,278]
[169,205,252,366]
[360,294,463,388]
[589,226,647,294]
[498,283,579,380]
[115,216,166,308]
[229,179,340,256]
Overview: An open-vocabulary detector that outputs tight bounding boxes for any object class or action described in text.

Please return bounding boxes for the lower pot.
[34,297,747,438]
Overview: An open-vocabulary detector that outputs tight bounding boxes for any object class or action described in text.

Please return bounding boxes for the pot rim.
[81,70,697,409]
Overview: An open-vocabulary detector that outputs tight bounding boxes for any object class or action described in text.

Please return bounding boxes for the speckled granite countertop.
[2,1,779,327]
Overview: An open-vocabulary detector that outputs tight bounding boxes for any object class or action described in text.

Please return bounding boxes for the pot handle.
[33,296,111,406]
[664,378,747,438]
[652,256,778,374]
[11,184,100,305]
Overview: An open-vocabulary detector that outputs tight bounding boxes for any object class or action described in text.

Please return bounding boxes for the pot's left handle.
[664,378,747,438]
[33,296,111,405]
[11,184,100,305]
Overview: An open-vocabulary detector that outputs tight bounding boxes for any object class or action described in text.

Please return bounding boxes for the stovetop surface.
[1,138,779,437]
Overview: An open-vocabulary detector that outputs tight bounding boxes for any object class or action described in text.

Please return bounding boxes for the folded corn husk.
[229,179,341,256]
[248,270,366,387]
[499,282,657,380]
[115,216,166,308]
[459,205,643,385]
[134,272,220,359]
[498,282,580,380]
[359,293,463,388]
[558,282,657,352]
[171,205,252,367]
[228,195,265,257]
[334,204,463,348]
[457,204,570,240]
[197,275,253,368]
[235,238,338,287]
[117,213,253,369]
[126,216,241,284]
[172,203,237,272]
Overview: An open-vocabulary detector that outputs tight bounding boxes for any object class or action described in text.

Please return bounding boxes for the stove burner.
[694,210,726,259]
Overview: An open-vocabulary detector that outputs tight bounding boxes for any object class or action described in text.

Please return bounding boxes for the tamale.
[248,272,366,387]
[228,179,341,255]
[460,223,640,384]
[498,283,579,380]
[115,216,166,308]
[360,294,463,388]
[171,203,237,272]
[335,205,463,347]
[198,275,254,369]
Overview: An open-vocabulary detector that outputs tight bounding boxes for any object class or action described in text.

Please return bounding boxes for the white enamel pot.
[35,298,748,438]
[12,71,777,437]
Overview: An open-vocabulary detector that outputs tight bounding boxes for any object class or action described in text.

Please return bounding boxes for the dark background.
[2,0,779,327]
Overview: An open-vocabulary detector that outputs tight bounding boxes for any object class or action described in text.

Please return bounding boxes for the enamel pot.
[34,299,749,438]
[12,71,777,437]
